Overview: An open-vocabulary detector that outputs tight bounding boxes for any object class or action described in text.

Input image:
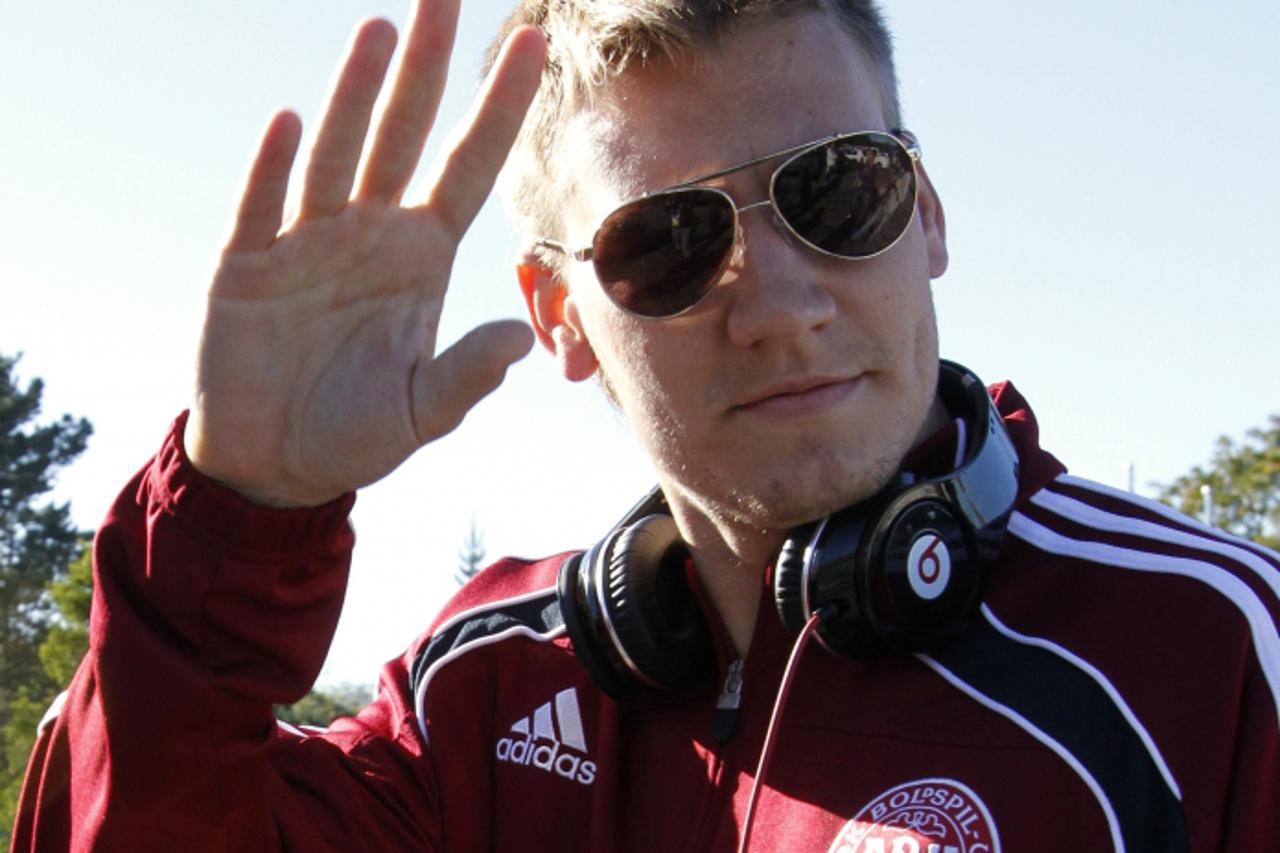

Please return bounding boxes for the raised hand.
[185,2,546,507]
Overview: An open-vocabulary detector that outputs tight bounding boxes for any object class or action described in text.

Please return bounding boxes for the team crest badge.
[828,778,1000,853]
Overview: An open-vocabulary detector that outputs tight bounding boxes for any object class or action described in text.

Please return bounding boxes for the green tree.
[1,547,92,845]
[0,354,92,846]
[1156,414,1280,549]
[455,517,486,585]
[0,692,45,847]
[0,354,92,698]
[37,546,92,688]
[276,683,371,728]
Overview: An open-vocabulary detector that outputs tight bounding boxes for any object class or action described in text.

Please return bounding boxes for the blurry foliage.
[0,354,91,847]
[1156,414,1279,549]
[276,683,372,728]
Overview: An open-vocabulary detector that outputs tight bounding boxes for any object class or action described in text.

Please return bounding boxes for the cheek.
[844,251,936,347]
[909,281,940,354]
[880,228,939,342]
[607,337,677,418]
[579,305,666,409]
[893,281,939,394]
[585,316,716,465]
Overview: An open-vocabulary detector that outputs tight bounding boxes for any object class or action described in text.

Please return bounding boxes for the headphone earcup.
[557,551,633,700]
[778,496,984,657]
[557,514,714,699]
[773,521,817,637]
[602,514,714,692]
[860,500,983,650]
[773,507,887,658]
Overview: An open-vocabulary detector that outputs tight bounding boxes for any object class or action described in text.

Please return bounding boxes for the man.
[11,0,1279,850]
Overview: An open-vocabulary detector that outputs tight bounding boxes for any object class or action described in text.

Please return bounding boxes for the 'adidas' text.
[495,687,597,786]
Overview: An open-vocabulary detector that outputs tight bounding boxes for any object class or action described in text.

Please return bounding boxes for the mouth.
[731,374,863,418]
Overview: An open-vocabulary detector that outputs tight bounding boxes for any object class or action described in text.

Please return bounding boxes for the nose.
[723,206,838,347]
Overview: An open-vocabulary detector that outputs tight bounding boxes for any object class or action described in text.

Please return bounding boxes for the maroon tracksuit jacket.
[11,383,1280,851]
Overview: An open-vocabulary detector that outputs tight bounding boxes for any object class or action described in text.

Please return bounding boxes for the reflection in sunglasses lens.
[595,192,735,317]
[774,135,915,257]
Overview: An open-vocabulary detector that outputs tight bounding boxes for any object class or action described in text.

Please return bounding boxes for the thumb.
[411,319,535,444]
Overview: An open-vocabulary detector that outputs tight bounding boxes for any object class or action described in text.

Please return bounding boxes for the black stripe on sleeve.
[929,617,1188,852]
[409,589,563,697]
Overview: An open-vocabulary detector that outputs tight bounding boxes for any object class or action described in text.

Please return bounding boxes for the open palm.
[186,2,545,507]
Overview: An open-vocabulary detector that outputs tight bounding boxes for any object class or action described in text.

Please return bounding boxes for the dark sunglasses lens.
[772,134,917,258]
[592,191,735,317]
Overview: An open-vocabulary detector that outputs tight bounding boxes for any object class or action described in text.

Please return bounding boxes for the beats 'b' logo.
[907,533,950,601]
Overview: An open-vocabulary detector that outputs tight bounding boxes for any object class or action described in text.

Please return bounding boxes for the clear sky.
[2,1,1277,686]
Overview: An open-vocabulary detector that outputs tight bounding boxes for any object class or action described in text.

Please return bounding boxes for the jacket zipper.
[685,655,747,853]
[712,658,745,742]
[681,560,756,852]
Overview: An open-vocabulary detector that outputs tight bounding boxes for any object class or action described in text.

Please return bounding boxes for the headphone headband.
[935,362,1021,537]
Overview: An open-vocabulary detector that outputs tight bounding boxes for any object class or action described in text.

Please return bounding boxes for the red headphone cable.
[736,606,831,853]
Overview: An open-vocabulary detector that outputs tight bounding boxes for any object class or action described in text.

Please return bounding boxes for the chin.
[723,443,903,531]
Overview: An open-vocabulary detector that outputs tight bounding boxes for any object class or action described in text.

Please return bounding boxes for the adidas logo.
[495,687,597,786]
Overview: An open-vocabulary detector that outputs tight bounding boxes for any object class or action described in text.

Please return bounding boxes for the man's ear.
[916,162,949,279]
[515,257,598,382]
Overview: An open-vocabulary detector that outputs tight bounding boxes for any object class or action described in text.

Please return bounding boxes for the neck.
[665,501,779,657]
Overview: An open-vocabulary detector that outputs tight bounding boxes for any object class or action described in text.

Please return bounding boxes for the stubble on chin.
[645,413,911,551]
[713,435,908,533]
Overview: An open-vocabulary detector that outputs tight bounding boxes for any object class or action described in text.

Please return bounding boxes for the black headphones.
[556,361,1021,700]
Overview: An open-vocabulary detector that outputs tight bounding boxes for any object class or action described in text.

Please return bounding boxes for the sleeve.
[1219,544,1280,847]
[1221,645,1280,848]
[9,414,442,852]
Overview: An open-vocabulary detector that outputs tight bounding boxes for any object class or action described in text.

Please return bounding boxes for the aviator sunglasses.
[536,129,921,319]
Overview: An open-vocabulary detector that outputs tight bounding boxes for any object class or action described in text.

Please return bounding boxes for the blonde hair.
[485,0,901,258]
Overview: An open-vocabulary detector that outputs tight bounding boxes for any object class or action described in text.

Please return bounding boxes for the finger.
[356,0,461,203]
[416,26,547,240]
[224,110,303,254]
[411,320,535,444]
[298,18,398,220]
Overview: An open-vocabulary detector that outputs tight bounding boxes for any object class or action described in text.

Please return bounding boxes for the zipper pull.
[711,658,745,742]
